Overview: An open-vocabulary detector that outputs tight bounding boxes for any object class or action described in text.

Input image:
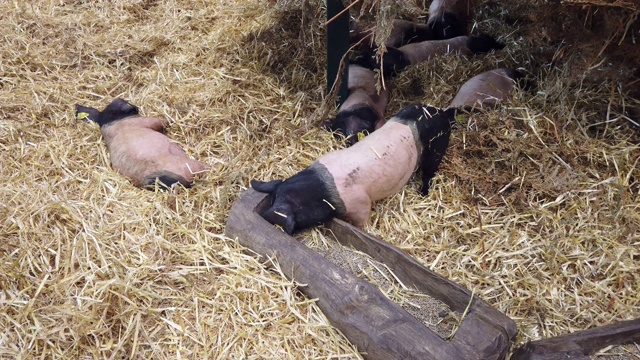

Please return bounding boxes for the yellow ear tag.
[357,130,369,142]
[455,114,465,122]
[77,112,90,121]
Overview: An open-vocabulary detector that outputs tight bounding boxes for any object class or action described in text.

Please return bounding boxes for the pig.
[427,0,475,40]
[251,104,453,234]
[354,34,504,77]
[76,98,208,190]
[375,34,504,77]
[323,64,390,146]
[448,68,526,111]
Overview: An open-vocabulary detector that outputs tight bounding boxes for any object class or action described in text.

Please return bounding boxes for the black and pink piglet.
[252,104,453,234]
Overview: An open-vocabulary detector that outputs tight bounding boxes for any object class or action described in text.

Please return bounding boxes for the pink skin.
[101,116,209,187]
[317,121,418,228]
[339,65,390,119]
[399,36,475,65]
[448,68,517,109]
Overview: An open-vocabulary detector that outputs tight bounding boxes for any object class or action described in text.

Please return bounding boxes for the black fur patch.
[96,98,140,127]
[76,98,140,127]
[466,34,505,54]
[505,69,536,92]
[393,104,453,195]
[427,12,467,40]
[327,105,380,146]
[380,47,411,77]
[251,163,345,235]
[350,47,410,78]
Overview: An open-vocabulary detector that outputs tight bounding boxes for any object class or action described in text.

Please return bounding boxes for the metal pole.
[326,0,350,106]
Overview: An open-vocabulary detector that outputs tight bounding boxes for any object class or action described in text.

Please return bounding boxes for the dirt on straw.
[1,0,639,359]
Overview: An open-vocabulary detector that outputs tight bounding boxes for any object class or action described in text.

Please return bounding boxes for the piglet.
[448,68,526,111]
[252,104,453,234]
[76,98,208,190]
[378,34,504,77]
[324,64,390,146]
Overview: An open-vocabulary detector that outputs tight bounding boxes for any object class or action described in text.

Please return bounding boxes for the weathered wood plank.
[225,189,515,360]
[324,219,518,359]
[512,318,640,360]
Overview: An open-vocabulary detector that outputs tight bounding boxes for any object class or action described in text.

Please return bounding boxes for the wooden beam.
[512,318,640,360]
[324,219,518,359]
[225,189,517,360]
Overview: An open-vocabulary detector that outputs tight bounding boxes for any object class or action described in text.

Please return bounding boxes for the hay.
[1,0,639,358]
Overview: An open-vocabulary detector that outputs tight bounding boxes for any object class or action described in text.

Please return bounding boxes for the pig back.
[317,120,419,203]
[448,68,518,109]
[101,117,186,183]
[401,36,473,65]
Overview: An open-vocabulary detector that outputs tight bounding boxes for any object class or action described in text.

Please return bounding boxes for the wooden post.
[326,0,349,105]
[512,318,640,360]
[225,189,517,360]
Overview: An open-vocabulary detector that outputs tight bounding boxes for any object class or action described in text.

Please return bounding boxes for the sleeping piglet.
[76,98,209,189]
[448,68,526,111]
[324,64,390,146]
[252,104,453,234]
[427,0,475,40]
[378,34,504,77]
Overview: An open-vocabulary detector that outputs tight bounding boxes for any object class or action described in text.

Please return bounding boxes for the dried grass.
[1,0,638,359]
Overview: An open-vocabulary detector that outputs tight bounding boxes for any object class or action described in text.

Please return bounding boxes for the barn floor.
[1,0,638,358]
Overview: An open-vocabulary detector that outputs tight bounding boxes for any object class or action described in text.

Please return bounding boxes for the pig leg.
[419,116,452,195]
[185,158,209,174]
[340,191,372,228]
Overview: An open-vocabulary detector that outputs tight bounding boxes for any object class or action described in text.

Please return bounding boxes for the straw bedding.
[1,0,638,358]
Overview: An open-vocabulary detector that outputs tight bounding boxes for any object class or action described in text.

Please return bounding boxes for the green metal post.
[326,0,350,106]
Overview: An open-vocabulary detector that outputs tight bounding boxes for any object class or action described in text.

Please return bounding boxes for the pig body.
[427,0,475,40]
[448,68,525,111]
[379,34,504,76]
[76,98,208,189]
[324,64,390,146]
[252,104,453,234]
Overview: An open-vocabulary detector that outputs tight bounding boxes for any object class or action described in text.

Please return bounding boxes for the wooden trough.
[225,189,517,360]
[512,318,640,360]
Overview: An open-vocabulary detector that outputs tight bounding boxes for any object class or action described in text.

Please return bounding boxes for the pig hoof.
[142,172,191,190]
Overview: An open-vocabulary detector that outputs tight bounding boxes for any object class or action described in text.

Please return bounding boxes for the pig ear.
[322,118,336,132]
[251,179,283,193]
[75,105,100,123]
